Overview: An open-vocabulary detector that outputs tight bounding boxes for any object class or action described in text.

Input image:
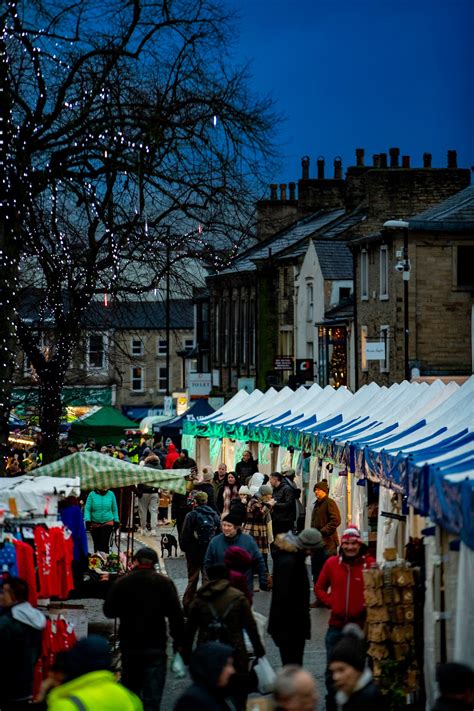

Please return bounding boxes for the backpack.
[194,508,218,547]
[206,600,238,643]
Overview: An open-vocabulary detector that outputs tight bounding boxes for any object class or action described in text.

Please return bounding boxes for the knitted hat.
[238,485,250,496]
[296,528,324,551]
[329,625,366,672]
[282,467,296,477]
[194,491,208,504]
[222,512,243,527]
[201,470,213,483]
[224,545,253,571]
[259,484,272,496]
[341,525,363,544]
[314,479,329,494]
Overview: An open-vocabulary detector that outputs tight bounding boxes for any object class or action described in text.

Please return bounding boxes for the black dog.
[161,533,178,558]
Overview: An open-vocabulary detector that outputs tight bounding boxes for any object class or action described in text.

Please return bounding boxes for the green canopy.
[31,452,187,493]
[69,406,139,445]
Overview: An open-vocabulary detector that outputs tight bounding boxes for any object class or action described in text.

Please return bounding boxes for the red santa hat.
[341,525,363,544]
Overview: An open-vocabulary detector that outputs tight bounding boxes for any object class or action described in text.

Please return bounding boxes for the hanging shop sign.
[365,342,386,360]
[188,373,212,397]
[295,359,314,378]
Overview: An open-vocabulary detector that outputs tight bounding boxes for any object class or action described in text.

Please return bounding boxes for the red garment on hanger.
[13,540,38,606]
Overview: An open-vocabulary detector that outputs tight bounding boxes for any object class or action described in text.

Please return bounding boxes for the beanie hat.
[314,479,329,494]
[341,525,363,544]
[238,485,250,496]
[224,545,253,571]
[201,470,213,483]
[194,491,208,504]
[259,484,272,496]
[282,468,296,477]
[58,635,112,680]
[133,546,158,565]
[329,624,366,672]
[222,512,243,527]
[296,527,324,551]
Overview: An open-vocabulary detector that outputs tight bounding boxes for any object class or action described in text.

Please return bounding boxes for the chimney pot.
[334,156,343,180]
[379,152,388,168]
[301,156,310,179]
[270,183,278,200]
[279,183,287,201]
[317,155,325,180]
[402,155,410,169]
[356,148,365,167]
[423,152,432,168]
[389,147,400,168]
[373,154,380,168]
[288,181,296,200]
[447,150,457,168]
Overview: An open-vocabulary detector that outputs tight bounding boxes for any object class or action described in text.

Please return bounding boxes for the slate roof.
[322,296,354,322]
[408,185,474,231]
[314,242,353,280]
[219,209,345,274]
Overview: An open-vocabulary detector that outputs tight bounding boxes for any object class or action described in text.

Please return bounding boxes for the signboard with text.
[366,342,386,360]
[296,359,314,379]
[188,373,212,397]
[274,356,294,371]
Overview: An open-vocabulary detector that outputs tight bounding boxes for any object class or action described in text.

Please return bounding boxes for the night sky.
[232,0,473,183]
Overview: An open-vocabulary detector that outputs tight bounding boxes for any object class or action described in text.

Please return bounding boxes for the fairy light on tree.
[1,0,278,463]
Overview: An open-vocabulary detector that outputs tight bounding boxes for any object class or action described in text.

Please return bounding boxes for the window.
[379,246,389,299]
[184,338,194,351]
[456,246,474,288]
[131,338,144,356]
[157,366,168,392]
[361,250,369,300]
[380,325,390,373]
[88,334,106,369]
[339,287,351,302]
[360,325,368,372]
[131,366,144,391]
[307,341,314,360]
[306,283,314,321]
[157,338,167,356]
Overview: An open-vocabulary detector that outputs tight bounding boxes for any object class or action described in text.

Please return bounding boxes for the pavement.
[81,526,329,710]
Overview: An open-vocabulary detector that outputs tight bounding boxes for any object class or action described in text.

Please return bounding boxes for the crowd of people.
[1,442,473,710]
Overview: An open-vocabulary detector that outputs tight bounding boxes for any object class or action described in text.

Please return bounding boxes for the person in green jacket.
[83,488,120,553]
[45,635,143,711]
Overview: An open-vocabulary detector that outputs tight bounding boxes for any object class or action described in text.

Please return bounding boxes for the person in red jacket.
[164,442,180,469]
[315,525,376,711]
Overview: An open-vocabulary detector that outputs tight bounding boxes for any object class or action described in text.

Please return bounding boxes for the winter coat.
[268,533,312,645]
[204,530,268,591]
[103,567,184,652]
[315,548,377,629]
[212,474,225,499]
[193,482,218,511]
[173,456,197,470]
[0,602,46,702]
[310,495,341,554]
[271,480,296,535]
[165,444,180,469]
[185,579,264,673]
[46,670,143,711]
[174,642,237,711]
[335,668,383,711]
[235,458,258,484]
[180,505,221,559]
[83,490,119,524]
[215,483,240,516]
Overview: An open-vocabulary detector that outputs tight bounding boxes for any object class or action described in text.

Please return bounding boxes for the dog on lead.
[160,533,178,557]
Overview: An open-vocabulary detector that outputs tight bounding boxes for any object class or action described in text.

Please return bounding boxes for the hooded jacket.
[46,670,143,711]
[0,602,46,702]
[334,667,383,710]
[271,479,296,533]
[315,547,376,628]
[268,532,312,644]
[185,580,264,673]
[174,642,236,711]
[165,443,180,469]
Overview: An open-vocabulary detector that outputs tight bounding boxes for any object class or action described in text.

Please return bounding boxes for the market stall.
[68,406,139,444]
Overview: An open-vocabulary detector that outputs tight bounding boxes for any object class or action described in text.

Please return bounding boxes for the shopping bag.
[170,652,187,679]
[253,655,276,694]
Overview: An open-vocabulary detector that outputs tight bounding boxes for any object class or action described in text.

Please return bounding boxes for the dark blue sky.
[233,0,473,183]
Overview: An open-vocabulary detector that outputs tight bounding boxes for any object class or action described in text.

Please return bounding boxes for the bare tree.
[0,0,279,462]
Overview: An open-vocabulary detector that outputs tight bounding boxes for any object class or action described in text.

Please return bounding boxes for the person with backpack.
[184,565,265,709]
[180,492,221,614]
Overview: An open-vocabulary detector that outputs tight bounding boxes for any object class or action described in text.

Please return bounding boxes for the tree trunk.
[38,372,64,464]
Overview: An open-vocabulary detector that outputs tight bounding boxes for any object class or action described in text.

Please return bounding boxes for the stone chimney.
[317,156,325,180]
[288,182,296,200]
[356,148,365,166]
[301,156,310,179]
[270,183,278,200]
[447,150,457,168]
[402,155,410,169]
[373,154,380,168]
[279,183,287,201]
[379,153,388,168]
[423,153,432,168]
[334,157,343,180]
[389,147,400,168]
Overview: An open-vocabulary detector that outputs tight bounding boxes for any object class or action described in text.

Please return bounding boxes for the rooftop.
[408,185,474,231]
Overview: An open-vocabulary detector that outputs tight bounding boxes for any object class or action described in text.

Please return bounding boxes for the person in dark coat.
[193,468,218,511]
[172,450,198,538]
[269,473,296,537]
[173,642,236,711]
[328,624,383,711]
[0,578,46,708]
[310,478,341,600]
[268,528,324,665]
[431,662,474,711]
[235,450,258,485]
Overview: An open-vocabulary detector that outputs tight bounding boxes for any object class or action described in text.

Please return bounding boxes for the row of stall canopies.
[182,377,474,550]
